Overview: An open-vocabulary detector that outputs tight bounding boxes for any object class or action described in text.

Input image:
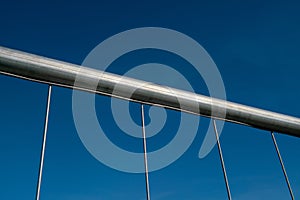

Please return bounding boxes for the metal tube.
[36,85,52,200]
[271,132,295,200]
[141,104,151,200]
[0,46,300,137]
[213,120,232,200]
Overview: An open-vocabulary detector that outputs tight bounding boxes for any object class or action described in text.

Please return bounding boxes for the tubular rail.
[0,46,300,137]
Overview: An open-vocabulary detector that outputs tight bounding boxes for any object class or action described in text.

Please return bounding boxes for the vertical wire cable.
[271,131,295,200]
[141,104,151,200]
[213,119,232,200]
[35,85,52,200]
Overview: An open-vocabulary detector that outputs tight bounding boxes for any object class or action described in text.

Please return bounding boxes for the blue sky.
[0,0,300,199]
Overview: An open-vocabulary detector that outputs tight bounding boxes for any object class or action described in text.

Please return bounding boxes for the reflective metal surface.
[0,46,300,137]
[36,85,52,200]
[141,104,151,200]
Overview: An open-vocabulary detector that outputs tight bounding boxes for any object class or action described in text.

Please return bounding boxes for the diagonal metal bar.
[141,104,151,200]
[1,46,300,137]
[271,132,295,200]
[35,85,52,200]
[213,120,232,200]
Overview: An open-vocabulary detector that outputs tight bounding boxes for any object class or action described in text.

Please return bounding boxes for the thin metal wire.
[141,104,151,200]
[271,132,295,200]
[213,119,232,200]
[35,85,52,200]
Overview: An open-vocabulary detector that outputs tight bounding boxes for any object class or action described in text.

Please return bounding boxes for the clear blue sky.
[0,0,300,199]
